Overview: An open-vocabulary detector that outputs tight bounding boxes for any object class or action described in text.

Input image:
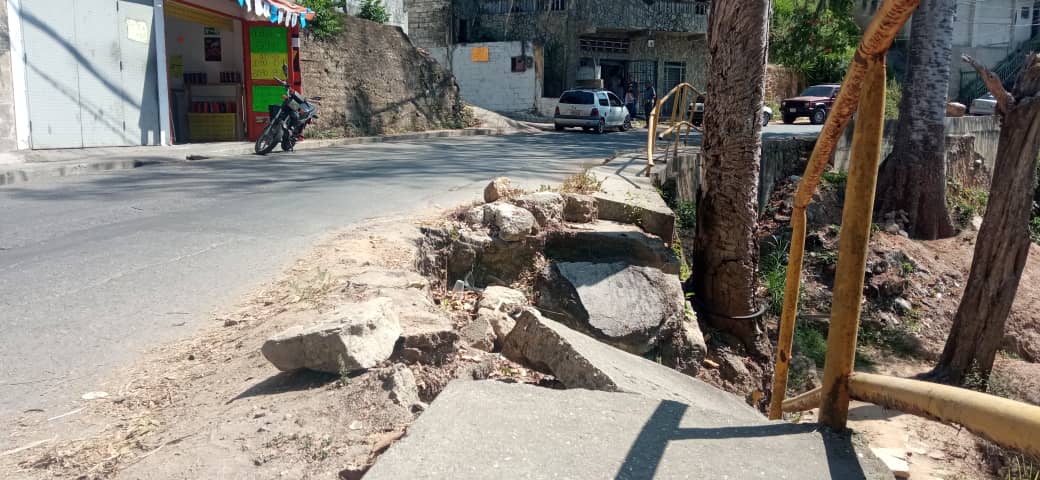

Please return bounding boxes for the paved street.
[0,125,819,427]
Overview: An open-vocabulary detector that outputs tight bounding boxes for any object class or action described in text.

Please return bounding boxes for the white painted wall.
[429,41,540,113]
[164,15,244,89]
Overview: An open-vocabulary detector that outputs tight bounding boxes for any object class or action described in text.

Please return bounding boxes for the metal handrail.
[765,0,1040,460]
[645,82,703,174]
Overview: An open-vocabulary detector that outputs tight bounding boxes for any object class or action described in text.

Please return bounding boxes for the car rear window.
[559,91,595,104]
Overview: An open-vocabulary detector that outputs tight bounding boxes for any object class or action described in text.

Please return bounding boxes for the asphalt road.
[0,124,819,428]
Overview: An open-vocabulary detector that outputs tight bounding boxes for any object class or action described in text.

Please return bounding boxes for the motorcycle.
[254,65,320,155]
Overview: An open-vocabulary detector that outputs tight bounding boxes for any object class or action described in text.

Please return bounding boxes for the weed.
[858,320,919,357]
[674,201,697,230]
[338,355,352,387]
[672,240,692,282]
[948,181,989,227]
[1030,214,1040,245]
[794,324,828,367]
[816,249,838,266]
[288,268,334,304]
[761,237,794,315]
[821,171,848,187]
[537,184,556,192]
[561,169,604,194]
[901,260,916,276]
[870,223,881,235]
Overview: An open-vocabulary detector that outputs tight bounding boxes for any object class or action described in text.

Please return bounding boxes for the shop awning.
[233,0,316,28]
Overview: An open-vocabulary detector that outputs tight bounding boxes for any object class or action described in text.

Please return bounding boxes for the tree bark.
[933,54,1040,385]
[692,0,771,359]
[874,0,957,240]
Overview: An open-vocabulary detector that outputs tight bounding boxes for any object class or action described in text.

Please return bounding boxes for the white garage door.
[20,0,160,149]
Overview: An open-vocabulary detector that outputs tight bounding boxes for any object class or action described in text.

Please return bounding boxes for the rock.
[561,193,597,223]
[806,187,844,228]
[501,309,762,420]
[867,271,906,298]
[884,222,902,235]
[971,215,983,230]
[485,203,536,241]
[659,305,707,376]
[590,173,675,241]
[790,355,820,390]
[480,309,516,346]
[544,220,680,275]
[351,269,429,291]
[262,298,402,374]
[535,262,683,354]
[460,317,495,352]
[363,381,892,480]
[394,328,459,366]
[512,192,564,229]
[419,226,540,289]
[376,364,421,407]
[462,204,490,225]
[483,177,517,203]
[477,286,527,312]
[870,447,910,479]
[946,102,967,117]
[893,297,913,315]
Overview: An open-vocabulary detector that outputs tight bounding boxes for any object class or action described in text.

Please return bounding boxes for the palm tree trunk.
[875,0,957,239]
[692,0,771,360]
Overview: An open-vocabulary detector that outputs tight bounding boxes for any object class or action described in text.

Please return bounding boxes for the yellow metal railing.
[736,0,1040,459]
[645,82,704,173]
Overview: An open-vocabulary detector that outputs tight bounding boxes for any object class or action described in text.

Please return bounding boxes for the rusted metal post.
[767,0,919,419]
[818,56,887,430]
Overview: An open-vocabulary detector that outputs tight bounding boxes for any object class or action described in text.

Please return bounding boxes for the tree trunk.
[874,0,957,240]
[692,0,771,360]
[933,55,1040,384]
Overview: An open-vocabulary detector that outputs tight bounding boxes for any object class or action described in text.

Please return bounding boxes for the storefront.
[161,0,313,143]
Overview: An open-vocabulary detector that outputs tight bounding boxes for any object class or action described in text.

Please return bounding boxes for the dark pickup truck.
[781,84,840,125]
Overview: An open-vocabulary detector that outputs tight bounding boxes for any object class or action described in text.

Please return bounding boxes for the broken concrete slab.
[485,202,536,241]
[502,309,760,422]
[262,298,402,374]
[364,381,891,480]
[588,164,675,241]
[350,269,429,291]
[477,285,527,312]
[459,317,495,352]
[477,308,515,348]
[545,220,679,274]
[535,262,684,354]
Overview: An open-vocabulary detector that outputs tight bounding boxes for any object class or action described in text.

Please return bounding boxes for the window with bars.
[580,38,630,54]
[479,0,565,14]
[694,1,707,15]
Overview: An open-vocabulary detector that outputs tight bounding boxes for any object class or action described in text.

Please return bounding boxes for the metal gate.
[627,60,656,117]
[662,62,687,115]
[19,0,160,149]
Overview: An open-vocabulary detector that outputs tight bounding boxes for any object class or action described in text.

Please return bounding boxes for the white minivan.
[553,89,632,133]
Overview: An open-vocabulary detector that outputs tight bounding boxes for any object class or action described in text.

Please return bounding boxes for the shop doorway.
[164,1,246,143]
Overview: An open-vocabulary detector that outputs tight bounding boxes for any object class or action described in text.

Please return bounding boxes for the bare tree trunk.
[933,55,1040,384]
[692,0,771,360]
[875,0,957,239]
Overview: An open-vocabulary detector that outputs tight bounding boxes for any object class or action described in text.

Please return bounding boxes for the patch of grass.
[674,201,697,230]
[794,324,828,368]
[672,240,692,282]
[901,260,916,276]
[947,181,989,228]
[884,78,901,120]
[858,320,919,357]
[821,171,848,187]
[761,237,794,315]
[561,169,604,194]
[816,249,838,266]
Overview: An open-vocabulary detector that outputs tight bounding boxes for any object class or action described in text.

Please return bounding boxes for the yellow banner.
[251,52,286,80]
[471,47,489,63]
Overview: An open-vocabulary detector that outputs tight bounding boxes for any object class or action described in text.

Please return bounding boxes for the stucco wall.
[833,115,1001,173]
[428,41,540,112]
[0,0,17,153]
[341,0,409,33]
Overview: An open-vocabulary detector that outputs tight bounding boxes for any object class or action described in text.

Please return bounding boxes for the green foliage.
[901,260,916,276]
[299,0,344,40]
[674,201,697,230]
[885,78,902,120]
[947,181,989,228]
[761,237,795,316]
[821,171,848,187]
[816,249,838,266]
[358,0,390,24]
[770,6,861,85]
[1030,215,1040,245]
[672,240,692,282]
[794,324,828,367]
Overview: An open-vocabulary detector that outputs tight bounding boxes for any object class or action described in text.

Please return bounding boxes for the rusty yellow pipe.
[781,386,822,413]
[849,373,1040,458]
[646,83,703,171]
[767,0,920,419]
[818,56,887,429]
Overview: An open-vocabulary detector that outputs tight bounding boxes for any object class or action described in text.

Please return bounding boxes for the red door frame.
[242,22,301,140]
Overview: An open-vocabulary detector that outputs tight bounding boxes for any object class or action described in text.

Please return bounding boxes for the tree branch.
[962,54,1013,116]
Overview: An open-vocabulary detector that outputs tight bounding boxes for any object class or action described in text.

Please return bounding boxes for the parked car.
[969,93,996,116]
[690,96,773,127]
[781,84,841,124]
[554,89,632,133]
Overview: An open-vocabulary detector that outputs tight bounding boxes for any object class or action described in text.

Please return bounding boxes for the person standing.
[643,83,657,126]
[624,87,637,120]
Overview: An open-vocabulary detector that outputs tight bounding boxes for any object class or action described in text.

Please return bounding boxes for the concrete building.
[855,0,1040,102]
[0,0,315,157]
[406,0,709,115]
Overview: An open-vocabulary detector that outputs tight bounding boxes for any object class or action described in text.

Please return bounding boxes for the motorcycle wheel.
[254,123,281,155]
[281,130,298,152]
